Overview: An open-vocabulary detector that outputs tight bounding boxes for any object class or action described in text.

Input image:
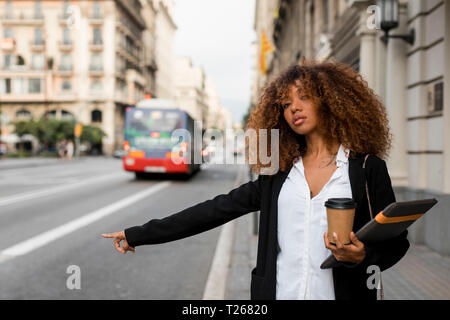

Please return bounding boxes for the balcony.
[115,72,126,80]
[115,46,140,68]
[1,12,44,26]
[90,41,103,51]
[58,13,74,26]
[59,41,73,51]
[29,39,45,51]
[55,65,73,76]
[52,92,77,102]
[89,15,103,26]
[0,74,48,102]
[1,38,16,51]
[89,65,104,76]
[115,0,145,30]
[88,91,107,102]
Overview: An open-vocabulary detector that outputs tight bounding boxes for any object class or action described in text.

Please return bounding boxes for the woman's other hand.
[324,231,365,264]
[102,231,135,254]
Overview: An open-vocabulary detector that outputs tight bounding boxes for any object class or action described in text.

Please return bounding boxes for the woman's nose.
[290,103,301,112]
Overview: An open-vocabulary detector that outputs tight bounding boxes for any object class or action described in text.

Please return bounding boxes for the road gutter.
[202,164,245,300]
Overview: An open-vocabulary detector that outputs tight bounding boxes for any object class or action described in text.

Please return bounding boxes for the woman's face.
[282,83,319,136]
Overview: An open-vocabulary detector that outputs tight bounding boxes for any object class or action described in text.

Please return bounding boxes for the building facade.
[252,0,450,255]
[0,0,152,155]
[174,56,208,130]
[153,0,176,100]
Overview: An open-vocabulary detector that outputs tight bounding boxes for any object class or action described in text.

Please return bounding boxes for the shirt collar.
[336,143,350,167]
[294,143,350,170]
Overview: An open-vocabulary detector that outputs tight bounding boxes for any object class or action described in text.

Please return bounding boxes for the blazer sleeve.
[345,159,410,271]
[124,174,265,247]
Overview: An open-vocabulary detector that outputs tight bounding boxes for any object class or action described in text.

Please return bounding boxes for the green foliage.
[5,151,29,158]
[12,117,106,151]
[80,125,105,145]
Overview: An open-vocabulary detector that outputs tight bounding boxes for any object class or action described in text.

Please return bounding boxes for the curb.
[202,164,245,300]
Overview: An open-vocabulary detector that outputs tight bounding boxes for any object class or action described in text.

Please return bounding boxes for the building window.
[4,27,13,39]
[34,28,44,45]
[62,0,71,19]
[93,28,102,45]
[4,1,13,19]
[116,79,127,97]
[61,110,74,120]
[13,78,25,94]
[4,54,14,69]
[92,1,101,19]
[91,109,102,123]
[0,78,12,94]
[434,82,443,112]
[90,79,102,92]
[45,110,57,119]
[61,79,72,91]
[34,1,43,19]
[32,54,45,70]
[59,53,72,71]
[16,110,32,120]
[90,53,103,71]
[62,28,71,44]
[116,56,126,74]
[29,78,42,93]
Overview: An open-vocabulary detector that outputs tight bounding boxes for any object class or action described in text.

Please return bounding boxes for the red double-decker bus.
[122,99,201,178]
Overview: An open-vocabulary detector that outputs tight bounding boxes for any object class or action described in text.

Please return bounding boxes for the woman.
[102,59,409,300]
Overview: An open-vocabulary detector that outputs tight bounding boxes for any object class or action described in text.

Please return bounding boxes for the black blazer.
[124,153,410,300]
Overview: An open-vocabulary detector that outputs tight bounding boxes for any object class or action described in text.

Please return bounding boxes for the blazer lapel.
[348,155,365,211]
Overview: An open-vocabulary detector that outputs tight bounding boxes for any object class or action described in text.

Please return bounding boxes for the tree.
[12,118,106,154]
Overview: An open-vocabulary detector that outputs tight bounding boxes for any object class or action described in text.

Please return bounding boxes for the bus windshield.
[124,108,185,150]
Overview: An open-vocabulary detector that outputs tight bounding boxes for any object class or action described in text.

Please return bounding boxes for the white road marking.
[0,172,129,207]
[0,181,171,262]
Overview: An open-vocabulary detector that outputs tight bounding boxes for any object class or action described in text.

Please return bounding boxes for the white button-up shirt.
[276,144,353,300]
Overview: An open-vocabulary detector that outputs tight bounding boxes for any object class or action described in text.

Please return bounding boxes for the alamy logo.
[366,265,381,290]
[66,265,81,290]
[366,5,381,30]
[66,5,81,30]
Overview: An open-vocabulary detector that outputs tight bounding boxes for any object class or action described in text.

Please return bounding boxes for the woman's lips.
[294,118,305,125]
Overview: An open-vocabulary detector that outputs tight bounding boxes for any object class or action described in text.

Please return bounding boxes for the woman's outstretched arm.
[102,174,266,252]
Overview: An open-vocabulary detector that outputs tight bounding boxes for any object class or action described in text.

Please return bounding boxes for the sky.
[174,0,256,124]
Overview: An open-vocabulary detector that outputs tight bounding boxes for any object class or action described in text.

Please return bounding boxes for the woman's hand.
[102,231,135,254]
[324,231,365,264]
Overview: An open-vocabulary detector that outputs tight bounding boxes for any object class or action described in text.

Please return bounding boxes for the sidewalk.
[225,174,450,300]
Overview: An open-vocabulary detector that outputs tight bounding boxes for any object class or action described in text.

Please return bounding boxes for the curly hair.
[245,58,393,174]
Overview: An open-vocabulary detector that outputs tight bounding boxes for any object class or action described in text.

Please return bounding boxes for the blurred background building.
[252,0,450,256]
[173,56,231,132]
[0,0,231,156]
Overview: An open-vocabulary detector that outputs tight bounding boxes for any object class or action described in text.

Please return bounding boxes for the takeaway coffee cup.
[324,198,357,245]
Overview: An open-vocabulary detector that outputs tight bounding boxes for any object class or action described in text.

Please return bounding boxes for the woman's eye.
[300,95,309,100]
[282,103,291,109]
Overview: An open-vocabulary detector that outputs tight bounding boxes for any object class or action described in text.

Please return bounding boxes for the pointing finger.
[102,232,122,239]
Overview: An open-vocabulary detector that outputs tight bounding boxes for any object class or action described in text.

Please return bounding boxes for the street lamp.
[377,0,415,45]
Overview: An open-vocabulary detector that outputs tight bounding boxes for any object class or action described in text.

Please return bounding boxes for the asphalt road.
[0,157,241,299]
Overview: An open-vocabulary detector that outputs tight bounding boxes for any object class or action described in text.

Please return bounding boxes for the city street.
[0,157,241,299]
